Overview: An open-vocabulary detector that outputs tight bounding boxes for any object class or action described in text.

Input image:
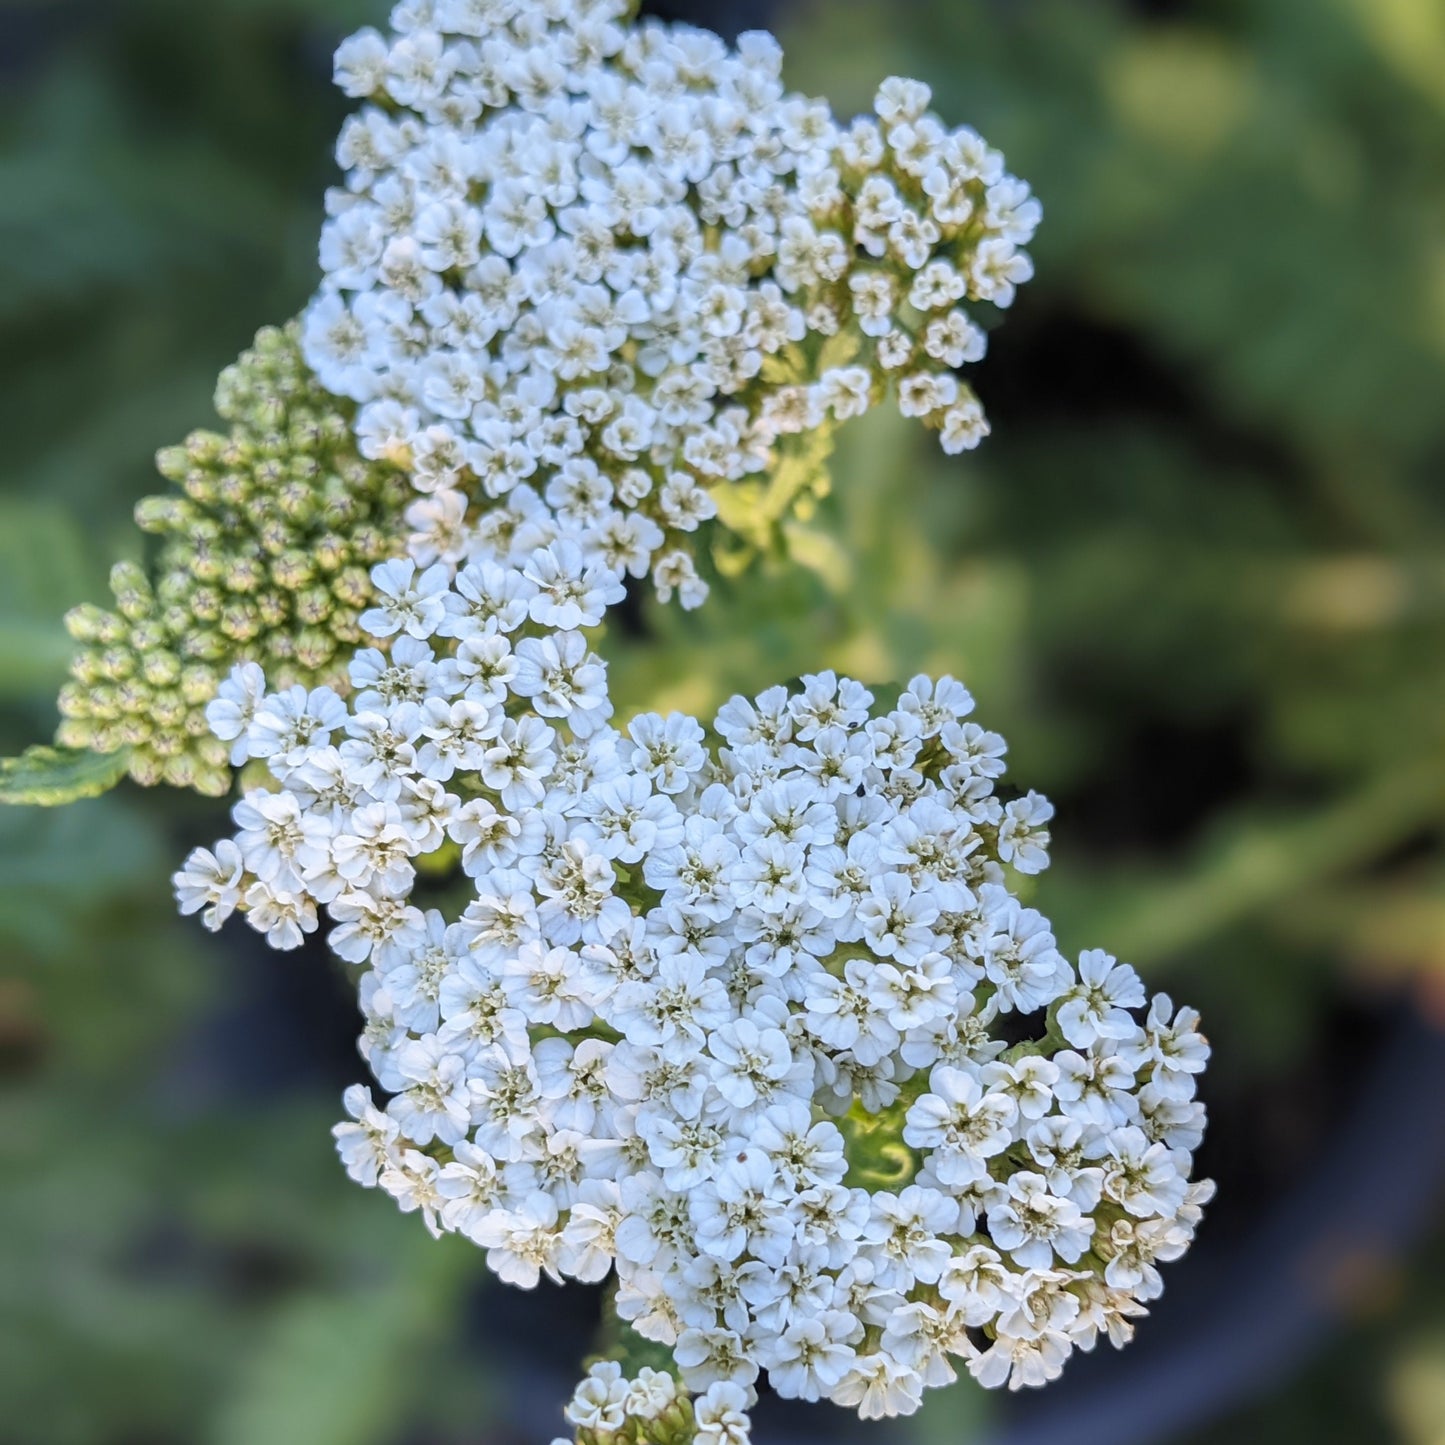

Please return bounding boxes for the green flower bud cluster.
[56,324,409,796]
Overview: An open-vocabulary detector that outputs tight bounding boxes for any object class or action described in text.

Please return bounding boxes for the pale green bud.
[54,321,407,792]
[223,555,266,595]
[64,603,111,644]
[333,567,372,609]
[110,562,152,621]
[140,651,182,688]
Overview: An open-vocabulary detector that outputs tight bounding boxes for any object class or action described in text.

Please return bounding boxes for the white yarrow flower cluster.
[178,544,1211,1426]
[305,0,1040,609]
[169,8,1204,1439]
[555,1362,749,1445]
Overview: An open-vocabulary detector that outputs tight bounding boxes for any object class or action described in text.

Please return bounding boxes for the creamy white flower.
[692,1380,753,1445]
[186,545,1208,1424]
[302,0,1036,619]
[173,840,245,930]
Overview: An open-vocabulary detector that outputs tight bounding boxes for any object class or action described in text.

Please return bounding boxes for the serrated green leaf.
[0,746,130,807]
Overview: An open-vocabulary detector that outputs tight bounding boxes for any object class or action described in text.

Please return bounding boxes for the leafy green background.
[3,0,1445,1441]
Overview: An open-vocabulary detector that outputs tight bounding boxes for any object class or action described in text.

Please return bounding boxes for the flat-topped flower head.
[305,0,1041,607]
[177,568,1211,1421]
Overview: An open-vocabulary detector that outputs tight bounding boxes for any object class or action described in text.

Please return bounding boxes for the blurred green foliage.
[770,0,1445,1037]
[2,0,1444,1441]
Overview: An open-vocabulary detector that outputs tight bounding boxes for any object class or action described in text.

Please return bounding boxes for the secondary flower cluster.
[560,1363,747,1445]
[175,531,1211,1425]
[56,325,409,795]
[305,0,1039,606]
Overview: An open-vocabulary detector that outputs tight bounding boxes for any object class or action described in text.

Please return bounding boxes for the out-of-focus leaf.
[0,500,101,706]
[1345,0,1445,114]
[1047,759,1445,966]
[912,1373,992,1444]
[782,519,855,594]
[1390,1334,1445,1445]
[210,1235,470,1445]
[0,621,75,697]
[0,499,98,618]
[1271,878,1445,979]
[0,745,130,807]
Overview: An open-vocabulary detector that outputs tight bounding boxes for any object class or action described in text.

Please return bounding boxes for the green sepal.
[0,744,131,806]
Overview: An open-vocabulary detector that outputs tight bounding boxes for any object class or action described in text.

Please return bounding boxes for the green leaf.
[210,1234,471,1445]
[782,520,855,594]
[0,746,131,807]
[0,620,76,698]
[839,1095,919,1191]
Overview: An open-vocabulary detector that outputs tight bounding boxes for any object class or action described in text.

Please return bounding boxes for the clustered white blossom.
[304,0,1040,610]
[557,1362,750,1445]
[168,6,1207,1440]
[175,532,1211,1428]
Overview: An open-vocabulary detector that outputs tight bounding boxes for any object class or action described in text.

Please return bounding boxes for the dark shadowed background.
[4,0,1445,1442]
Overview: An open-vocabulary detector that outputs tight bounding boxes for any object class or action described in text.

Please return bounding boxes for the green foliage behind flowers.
[52,325,409,796]
[4,0,1445,1443]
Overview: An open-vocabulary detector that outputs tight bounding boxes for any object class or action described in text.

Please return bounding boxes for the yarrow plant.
[7,0,1041,808]
[8,0,1211,1440]
[304,0,1039,604]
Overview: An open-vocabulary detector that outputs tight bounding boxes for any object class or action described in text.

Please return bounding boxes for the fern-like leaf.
[0,746,130,807]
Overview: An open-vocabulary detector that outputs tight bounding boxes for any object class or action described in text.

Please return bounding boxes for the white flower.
[173,840,245,930]
[188,635,1210,1418]
[629,712,707,795]
[359,558,450,639]
[1092,1126,1190,1219]
[692,1380,753,1445]
[564,1360,629,1433]
[986,1171,1093,1268]
[379,1148,446,1238]
[1057,949,1146,1049]
[831,1351,924,1419]
[525,541,626,630]
[857,873,940,964]
[764,1311,857,1401]
[998,790,1053,874]
[969,1330,1071,1392]
[903,1065,1017,1185]
[622,1366,678,1420]
[205,662,267,765]
[241,872,317,953]
[970,885,1069,1013]
[474,1191,564,1288]
[332,1083,399,1187]
[1120,993,1211,1096]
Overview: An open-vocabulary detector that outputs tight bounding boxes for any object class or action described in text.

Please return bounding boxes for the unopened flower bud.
[140,650,181,688]
[56,328,405,793]
[110,562,152,621]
